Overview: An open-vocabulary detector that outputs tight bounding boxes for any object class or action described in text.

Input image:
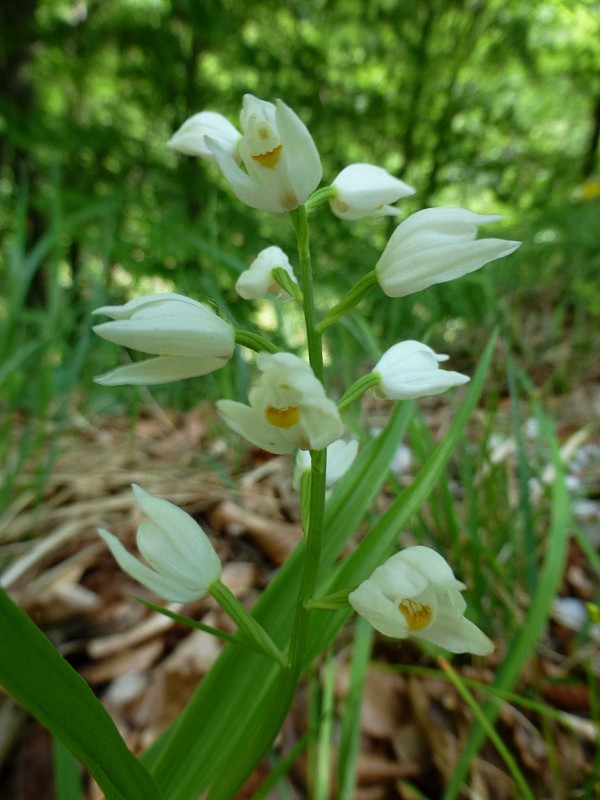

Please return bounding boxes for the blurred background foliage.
[0,0,599,413]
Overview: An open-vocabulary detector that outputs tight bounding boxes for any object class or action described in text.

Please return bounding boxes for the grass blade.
[442,413,571,800]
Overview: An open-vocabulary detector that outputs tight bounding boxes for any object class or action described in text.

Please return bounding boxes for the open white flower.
[330,164,415,220]
[93,293,235,385]
[217,352,344,454]
[376,207,521,296]
[99,485,222,603]
[236,246,298,300]
[373,341,469,400]
[349,546,494,655]
[293,438,359,490]
[169,94,322,213]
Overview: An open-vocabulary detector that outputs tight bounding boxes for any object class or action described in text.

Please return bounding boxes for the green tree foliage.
[0,0,598,393]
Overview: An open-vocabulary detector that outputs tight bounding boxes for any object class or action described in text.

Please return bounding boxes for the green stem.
[290,205,323,381]
[337,372,380,412]
[209,581,289,669]
[317,270,378,333]
[304,185,337,213]
[234,328,280,353]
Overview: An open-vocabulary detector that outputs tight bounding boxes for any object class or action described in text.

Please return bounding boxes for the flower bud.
[330,163,415,220]
[376,207,520,296]
[99,485,222,603]
[93,293,235,385]
[236,246,298,300]
[373,340,469,400]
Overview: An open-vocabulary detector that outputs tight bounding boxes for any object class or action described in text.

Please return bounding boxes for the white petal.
[378,238,520,297]
[92,293,202,321]
[275,99,322,205]
[324,439,359,486]
[168,111,240,160]
[415,612,494,655]
[394,546,466,590]
[93,355,230,386]
[349,580,410,638]
[217,400,295,454]
[207,137,283,212]
[98,529,204,603]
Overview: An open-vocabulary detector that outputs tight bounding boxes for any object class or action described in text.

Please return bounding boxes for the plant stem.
[234,328,280,353]
[290,205,323,381]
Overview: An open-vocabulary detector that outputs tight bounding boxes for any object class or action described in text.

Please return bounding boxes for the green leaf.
[0,588,161,800]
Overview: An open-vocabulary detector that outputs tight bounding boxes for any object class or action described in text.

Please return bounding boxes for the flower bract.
[236,246,298,300]
[373,340,469,400]
[330,163,415,220]
[349,546,494,655]
[217,352,344,454]
[99,484,222,603]
[375,207,520,296]
[92,293,235,385]
[169,94,322,213]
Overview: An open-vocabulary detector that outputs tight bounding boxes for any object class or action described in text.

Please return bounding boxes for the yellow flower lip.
[398,598,433,631]
[252,144,283,169]
[265,404,300,429]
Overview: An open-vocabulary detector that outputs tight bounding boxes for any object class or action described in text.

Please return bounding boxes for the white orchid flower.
[376,207,521,296]
[236,246,298,300]
[99,485,222,603]
[293,438,359,490]
[217,352,344,454]
[330,164,415,220]
[169,94,322,213]
[349,546,494,655]
[373,340,469,400]
[92,293,235,385]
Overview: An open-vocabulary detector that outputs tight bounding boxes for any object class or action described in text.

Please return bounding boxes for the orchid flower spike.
[293,438,359,490]
[376,207,521,296]
[169,94,322,213]
[373,340,469,400]
[99,485,222,603]
[330,164,415,220]
[217,352,344,454]
[236,246,298,300]
[349,546,494,655]
[92,293,235,385]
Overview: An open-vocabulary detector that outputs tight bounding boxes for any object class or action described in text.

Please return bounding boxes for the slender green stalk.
[337,372,380,412]
[234,328,280,353]
[317,271,378,333]
[304,185,337,212]
[290,206,323,381]
[313,648,336,800]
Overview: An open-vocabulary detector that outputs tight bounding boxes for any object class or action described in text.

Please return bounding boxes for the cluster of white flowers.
[95,94,520,655]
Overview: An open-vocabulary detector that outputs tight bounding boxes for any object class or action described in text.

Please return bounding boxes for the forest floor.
[0,376,599,799]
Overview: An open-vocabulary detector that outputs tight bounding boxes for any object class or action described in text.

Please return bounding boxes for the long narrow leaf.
[0,588,161,800]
